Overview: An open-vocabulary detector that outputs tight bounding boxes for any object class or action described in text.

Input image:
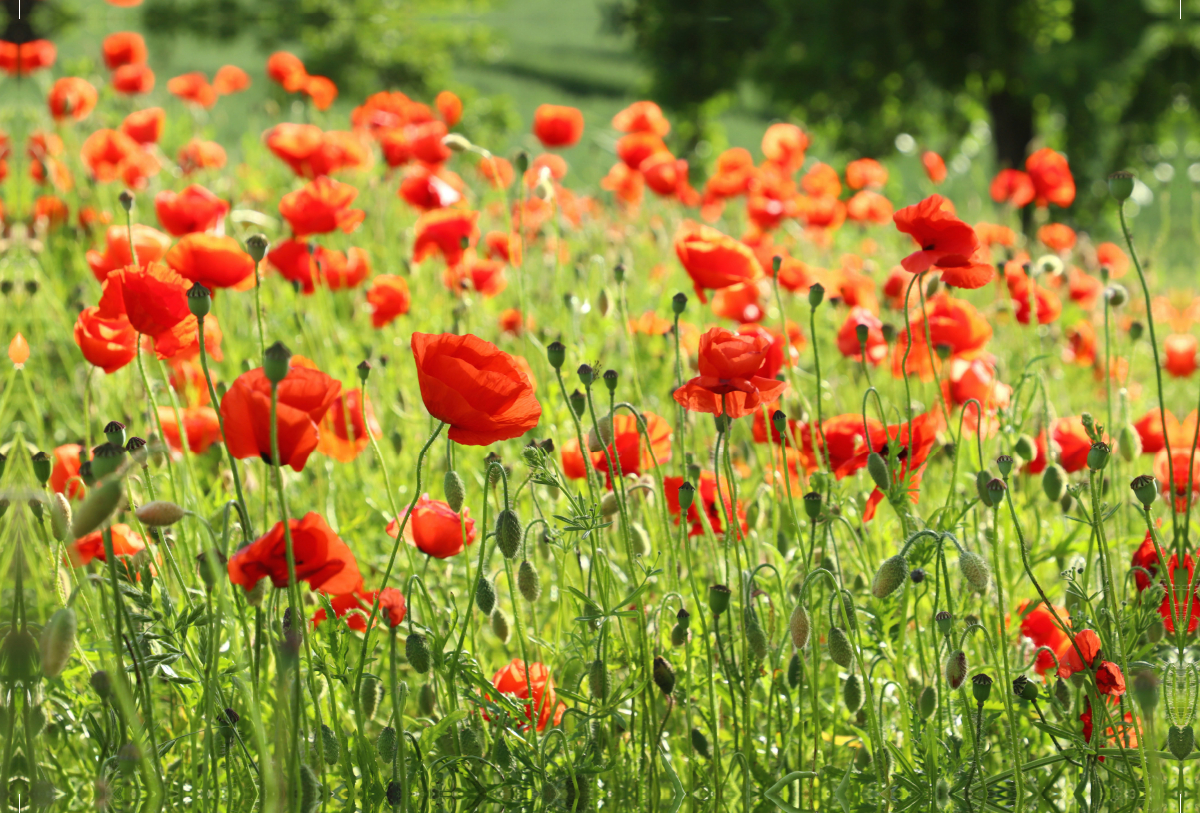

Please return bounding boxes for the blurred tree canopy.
[140,0,492,98]
[610,0,1199,218]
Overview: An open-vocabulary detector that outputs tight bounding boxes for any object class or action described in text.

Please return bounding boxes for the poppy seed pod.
[959,551,991,593]
[772,410,787,435]
[1169,725,1194,760]
[518,560,541,602]
[808,282,825,308]
[1013,675,1039,702]
[187,282,211,318]
[828,626,853,668]
[871,554,908,599]
[843,673,863,713]
[855,323,870,346]
[495,508,522,559]
[405,633,431,674]
[996,454,1014,477]
[603,369,618,392]
[944,650,968,689]
[1129,320,1144,341]
[376,726,397,763]
[118,189,135,212]
[1108,171,1135,202]
[1106,284,1129,308]
[971,673,993,704]
[126,436,148,464]
[803,491,822,520]
[569,389,587,418]
[918,685,936,719]
[475,577,496,615]
[104,421,127,447]
[1131,474,1158,508]
[1087,442,1110,472]
[32,451,51,486]
[708,584,731,616]
[986,478,1007,504]
[1042,464,1067,502]
[678,481,696,510]
[90,670,112,701]
[670,620,689,647]
[40,607,77,678]
[866,452,890,491]
[653,656,676,696]
[837,592,858,632]
[244,233,270,264]
[135,500,186,527]
[789,603,811,649]
[577,364,595,387]
[385,781,403,807]
[443,470,465,512]
[672,292,688,315]
[745,610,768,660]
[263,341,292,385]
[589,659,609,700]
[547,341,566,370]
[910,568,926,583]
[90,442,125,480]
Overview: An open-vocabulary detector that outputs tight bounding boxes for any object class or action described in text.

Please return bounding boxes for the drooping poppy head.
[532,104,584,148]
[219,365,342,471]
[1026,148,1075,208]
[227,512,362,595]
[165,233,256,290]
[279,176,365,237]
[155,185,229,236]
[410,332,542,446]
[387,494,477,559]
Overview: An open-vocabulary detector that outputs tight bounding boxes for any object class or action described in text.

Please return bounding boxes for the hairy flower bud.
[40,607,76,678]
[443,470,465,512]
[475,577,496,615]
[406,633,431,674]
[1042,464,1067,502]
[828,626,853,668]
[944,650,968,690]
[518,560,541,602]
[843,673,863,713]
[959,551,991,593]
[866,452,890,491]
[871,554,908,599]
[789,603,811,649]
[653,656,676,696]
[135,500,186,527]
[495,508,522,559]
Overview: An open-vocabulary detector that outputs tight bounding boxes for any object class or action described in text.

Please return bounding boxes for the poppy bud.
[356,360,371,384]
[135,500,186,527]
[1108,171,1135,202]
[485,451,503,487]
[374,725,398,764]
[855,323,869,346]
[1115,424,1140,462]
[1129,320,1144,341]
[513,150,530,173]
[708,584,731,616]
[263,341,292,384]
[974,470,995,507]
[1087,442,1110,472]
[126,436,148,465]
[745,610,768,660]
[843,673,863,713]
[196,549,227,592]
[1132,669,1159,715]
[971,673,993,704]
[588,416,614,452]
[31,451,51,485]
[808,282,825,308]
[577,364,595,387]
[828,626,853,667]
[491,733,513,771]
[317,724,339,764]
[672,292,688,315]
[299,764,321,813]
[1013,674,1039,702]
[866,452,890,491]
[28,497,44,521]
[246,578,268,608]
[1041,464,1066,502]
[495,508,522,559]
[49,494,71,542]
[678,481,696,511]
[918,685,936,719]
[186,282,212,319]
[944,650,968,689]
[518,560,541,602]
[385,781,403,807]
[1170,725,1195,760]
[783,652,802,689]
[589,659,609,700]
[90,442,125,480]
[691,727,710,759]
[360,675,384,720]
[958,551,991,593]
[245,233,270,264]
[1013,434,1036,462]
[90,670,112,701]
[569,389,587,418]
[441,470,466,513]
[803,491,822,520]
[406,633,431,674]
[39,607,77,679]
[653,656,676,696]
[1105,284,1128,308]
[104,421,127,448]
[491,609,510,642]
[837,592,858,632]
[475,577,496,615]
[790,603,811,649]
[871,554,908,599]
[418,682,436,715]
[118,189,135,212]
[71,478,123,539]
[1131,474,1158,507]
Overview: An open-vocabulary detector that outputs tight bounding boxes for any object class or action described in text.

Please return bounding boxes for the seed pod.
[803,491,822,520]
[70,478,123,539]
[1,628,39,683]
[975,470,995,507]
[709,584,732,616]
[958,551,991,593]
[40,607,77,678]
[1054,678,1071,711]
[871,554,908,599]
[418,682,436,716]
[996,454,1014,477]
[1131,474,1159,508]
[745,610,768,661]
[1042,464,1066,502]
[495,509,522,559]
[866,452,890,491]
[1117,425,1141,462]
[670,622,689,647]
[909,568,925,584]
[359,675,384,720]
[828,627,853,668]
[935,610,953,636]
[1169,725,1194,760]
[918,685,936,719]
[589,659,609,701]
[377,726,398,763]
[49,494,71,542]
[299,764,321,813]
[518,560,541,602]
[653,656,676,696]
[944,650,968,690]
[491,610,510,643]
[971,673,994,704]
[475,577,496,615]
[406,633,431,674]
[460,727,483,758]
[1087,442,1110,471]
[691,727,710,758]
[789,603,811,649]
[135,500,186,527]
[386,780,403,806]
[843,674,863,713]
[492,734,513,771]
[90,670,112,701]
[319,724,339,764]
[443,470,466,512]
[1013,675,1039,702]
[787,652,803,688]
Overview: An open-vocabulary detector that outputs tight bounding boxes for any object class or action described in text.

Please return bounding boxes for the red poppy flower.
[412,208,479,266]
[846,190,893,225]
[1079,700,1139,753]
[1051,417,1098,473]
[1155,447,1200,513]
[264,124,370,179]
[1131,530,1166,592]
[220,365,342,471]
[433,90,462,126]
[167,72,217,108]
[121,108,165,145]
[858,410,946,522]
[398,163,465,210]
[762,123,808,173]
[941,357,1011,434]
[152,310,224,362]
[80,129,141,182]
[386,494,477,559]
[891,294,992,380]
[1059,628,1101,677]
[601,162,645,208]
[1134,408,1196,454]
[616,132,668,170]
[922,151,947,184]
[411,332,542,445]
[50,444,86,499]
[484,231,522,265]
[279,176,365,237]
[1038,223,1076,252]
[158,405,222,454]
[70,524,146,567]
[100,33,141,70]
[0,40,56,75]
[673,327,788,420]
[1004,263,1064,325]
[228,512,361,595]
[709,281,763,323]
[178,139,227,174]
[846,158,887,190]
[155,185,229,236]
[366,275,411,328]
[164,233,255,291]
[1159,551,1200,632]
[1096,661,1128,696]
[316,389,381,463]
[478,157,515,189]
[313,586,406,631]
[112,64,154,95]
[613,101,670,135]
[893,195,991,288]
[444,253,507,298]
[48,77,98,121]
[673,221,763,303]
[1096,242,1130,278]
[74,307,138,374]
[33,196,68,229]
[303,75,338,110]
[97,261,189,338]
[1063,320,1097,366]
[974,222,1016,249]
[319,247,371,291]
[799,163,840,198]
[561,412,672,487]
[1165,334,1198,378]
[1026,148,1075,208]
[267,51,308,92]
[836,307,887,365]
[213,65,250,95]
[1016,599,1072,676]
[533,104,584,148]
[990,169,1036,208]
[641,152,698,204]
[663,471,748,538]
[491,659,567,732]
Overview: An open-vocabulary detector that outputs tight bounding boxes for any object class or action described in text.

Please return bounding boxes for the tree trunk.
[988,90,1034,171]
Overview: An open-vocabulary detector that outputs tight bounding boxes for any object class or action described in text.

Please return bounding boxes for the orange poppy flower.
[49,77,98,121]
[484,231,522,265]
[86,223,172,282]
[1156,448,1200,514]
[836,307,887,365]
[410,332,542,445]
[387,494,477,559]
[941,356,1011,434]
[673,327,788,419]
[70,524,146,567]
[412,208,478,266]
[0,40,56,75]
[313,586,407,631]
[990,169,1035,208]
[267,51,308,92]
[435,90,462,126]
[158,405,222,455]
[601,162,645,208]
[1038,223,1076,252]
[525,153,569,187]
[212,65,250,95]
[673,221,763,303]
[316,388,381,463]
[616,132,668,170]
[167,72,217,108]
[444,253,507,298]
[33,196,69,229]
[1052,416,1101,473]
[303,75,338,110]
[893,195,992,288]
[1026,148,1075,208]
[761,123,808,173]
[228,512,361,595]
[533,104,584,148]
[491,659,567,732]
[220,365,341,471]
[1096,242,1129,277]
[801,162,841,198]
[398,163,465,210]
[663,471,748,538]
[1063,320,1097,366]
[704,148,757,200]
[478,157,515,189]
[121,107,165,145]
[845,158,887,190]
[112,64,155,95]
[561,411,672,487]
[74,307,138,374]
[641,152,698,204]
[1013,281,1063,326]
[319,247,371,291]
[80,129,141,182]
[154,185,227,236]
[891,294,992,380]
[264,125,370,179]
[177,139,227,174]
[279,176,365,237]
[1133,408,1197,454]
[612,100,670,135]
[165,233,255,290]
[100,262,190,337]
[406,120,452,164]
[50,444,86,500]
[922,151,947,184]
[1165,334,1198,378]
[102,32,147,69]
[710,282,764,323]
[845,190,893,225]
